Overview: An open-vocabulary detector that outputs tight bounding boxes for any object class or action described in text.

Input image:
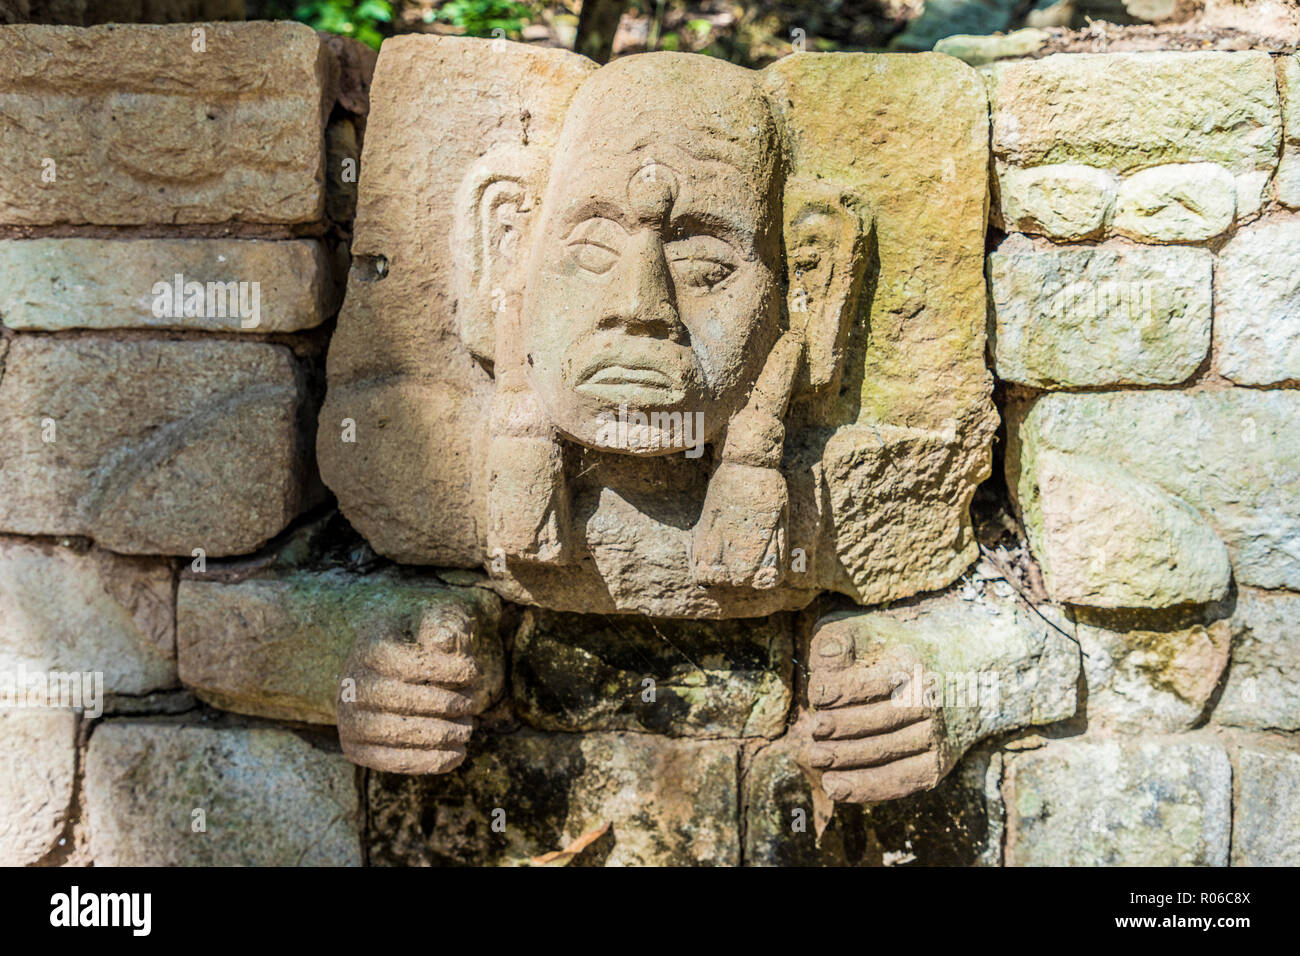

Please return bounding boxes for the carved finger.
[821,750,945,804]
[351,640,480,687]
[341,710,475,750]
[809,622,856,674]
[351,674,480,718]
[342,741,467,776]
[807,718,937,770]
[809,665,907,708]
[811,701,930,739]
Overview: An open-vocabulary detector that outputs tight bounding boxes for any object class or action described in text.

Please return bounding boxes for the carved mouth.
[581,365,676,389]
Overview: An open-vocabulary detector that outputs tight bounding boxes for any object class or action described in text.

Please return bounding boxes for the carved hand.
[801,625,953,803]
[337,605,503,775]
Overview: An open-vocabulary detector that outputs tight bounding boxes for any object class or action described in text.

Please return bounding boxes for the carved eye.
[789,245,822,277]
[673,256,734,290]
[565,217,625,276]
[666,236,736,292]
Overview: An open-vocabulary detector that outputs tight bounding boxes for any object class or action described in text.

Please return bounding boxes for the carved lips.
[572,348,690,407]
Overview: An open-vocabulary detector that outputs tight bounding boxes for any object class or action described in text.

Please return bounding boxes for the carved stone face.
[521,57,782,454]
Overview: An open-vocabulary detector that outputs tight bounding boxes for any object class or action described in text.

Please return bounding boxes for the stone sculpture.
[319,37,999,789]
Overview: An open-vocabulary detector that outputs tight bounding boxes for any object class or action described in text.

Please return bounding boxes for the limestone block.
[84,722,361,866]
[1112,163,1236,242]
[744,735,1001,866]
[511,609,792,738]
[997,164,1116,239]
[1276,153,1300,209]
[990,235,1211,387]
[1009,390,1300,603]
[1231,737,1300,866]
[0,239,332,332]
[1215,219,1300,386]
[802,581,1077,803]
[1004,736,1232,866]
[0,709,77,866]
[319,39,996,618]
[1072,604,1231,733]
[367,731,740,866]
[1214,589,1300,731]
[177,569,500,727]
[0,22,330,225]
[990,52,1280,175]
[0,337,309,556]
[0,537,175,696]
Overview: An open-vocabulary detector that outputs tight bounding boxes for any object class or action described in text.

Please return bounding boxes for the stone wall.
[0,22,1296,866]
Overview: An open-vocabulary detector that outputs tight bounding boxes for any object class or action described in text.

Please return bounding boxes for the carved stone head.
[319,39,995,619]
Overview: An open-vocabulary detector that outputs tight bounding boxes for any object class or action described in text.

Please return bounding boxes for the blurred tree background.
[245,0,1198,60]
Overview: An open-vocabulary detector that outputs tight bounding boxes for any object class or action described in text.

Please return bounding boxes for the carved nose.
[597,232,684,341]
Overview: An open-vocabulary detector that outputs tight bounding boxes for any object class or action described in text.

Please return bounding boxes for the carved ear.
[452,146,548,365]
[783,179,871,395]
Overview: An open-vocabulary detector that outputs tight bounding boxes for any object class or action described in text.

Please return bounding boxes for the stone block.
[0,709,77,866]
[1072,604,1230,733]
[990,52,1280,174]
[0,537,175,696]
[1008,390,1300,602]
[1214,589,1300,731]
[1215,219,1300,385]
[84,722,361,866]
[1004,736,1232,866]
[0,22,330,225]
[0,238,332,332]
[1112,163,1237,242]
[0,337,310,556]
[990,235,1211,387]
[997,164,1116,239]
[367,730,740,866]
[1231,737,1300,866]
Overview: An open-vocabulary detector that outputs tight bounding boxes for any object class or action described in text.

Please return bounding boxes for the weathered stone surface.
[1231,737,1300,866]
[0,337,309,556]
[1009,390,1300,601]
[1112,162,1236,242]
[1004,736,1232,866]
[320,41,996,618]
[0,537,175,695]
[1214,589,1300,731]
[0,22,330,225]
[744,736,1002,866]
[1279,57,1300,209]
[178,569,499,726]
[0,238,332,332]
[1276,153,1300,209]
[85,722,361,866]
[368,731,740,865]
[807,581,1078,801]
[997,164,1116,239]
[1072,604,1230,733]
[933,28,1049,67]
[1215,219,1300,386]
[990,52,1280,174]
[0,709,76,866]
[511,609,792,738]
[990,235,1211,387]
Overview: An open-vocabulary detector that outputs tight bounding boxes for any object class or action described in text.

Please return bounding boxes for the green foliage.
[294,0,394,49]
[426,0,535,37]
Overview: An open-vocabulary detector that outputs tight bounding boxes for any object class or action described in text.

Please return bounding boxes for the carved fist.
[801,624,953,803]
[338,603,503,775]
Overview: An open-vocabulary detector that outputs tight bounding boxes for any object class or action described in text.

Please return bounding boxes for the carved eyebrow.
[559,200,634,235]
[668,209,754,250]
